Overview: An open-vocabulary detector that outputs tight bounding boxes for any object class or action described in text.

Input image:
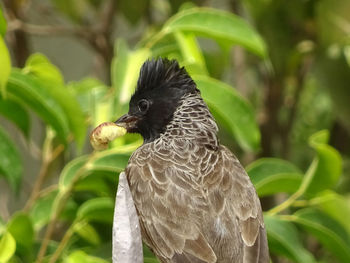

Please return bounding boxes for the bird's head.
[115,58,199,143]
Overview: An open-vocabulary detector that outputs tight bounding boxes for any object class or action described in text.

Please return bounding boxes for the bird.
[114,58,269,263]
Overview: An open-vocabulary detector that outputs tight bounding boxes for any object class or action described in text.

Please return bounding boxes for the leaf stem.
[267,158,318,215]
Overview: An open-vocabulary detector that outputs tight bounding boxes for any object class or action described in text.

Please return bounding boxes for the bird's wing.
[126,145,217,263]
[203,146,269,263]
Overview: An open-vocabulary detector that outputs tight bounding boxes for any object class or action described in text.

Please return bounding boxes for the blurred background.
[0,0,350,262]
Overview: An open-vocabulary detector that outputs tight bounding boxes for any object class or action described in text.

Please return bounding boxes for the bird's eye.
[138,99,149,113]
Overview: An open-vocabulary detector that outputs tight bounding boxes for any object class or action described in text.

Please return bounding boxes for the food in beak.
[90,122,127,150]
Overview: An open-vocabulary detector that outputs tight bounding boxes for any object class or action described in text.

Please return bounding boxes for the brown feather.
[125,92,269,263]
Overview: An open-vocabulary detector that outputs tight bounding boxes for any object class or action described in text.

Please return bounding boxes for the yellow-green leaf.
[162,8,267,57]
[0,232,16,263]
[0,37,11,97]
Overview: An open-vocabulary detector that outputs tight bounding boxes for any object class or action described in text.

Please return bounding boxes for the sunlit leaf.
[0,127,22,193]
[112,39,150,115]
[174,31,208,75]
[23,54,87,147]
[193,75,260,151]
[76,197,114,223]
[264,215,315,263]
[24,53,64,85]
[64,250,109,263]
[73,222,101,245]
[7,70,69,144]
[162,8,267,57]
[305,130,342,195]
[246,158,303,197]
[0,36,11,97]
[293,208,350,262]
[7,213,34,254]
[0,232,16,262]
[0,98,30,138]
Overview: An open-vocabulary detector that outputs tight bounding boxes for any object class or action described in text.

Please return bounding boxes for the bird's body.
[116,59,269,263]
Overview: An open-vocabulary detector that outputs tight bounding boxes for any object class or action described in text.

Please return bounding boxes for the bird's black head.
[115,58,198,143]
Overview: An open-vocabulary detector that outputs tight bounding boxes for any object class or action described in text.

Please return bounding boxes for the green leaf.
[0,7,6,36]
[309,190,350,235]
[73,222,101,245]
[246,158,303,197]
[264,215,315,263]
[0,127,22,193]
[305,130,342,195]
[112,40,150,115]
[59,156,89,190]
[144,257,160,263]
[0,36,11,97]
[193,75,260,151]
[149,36,180,58]
[91,152,130,173]
[29,190,57,231]
[64,250,109,263]
[30,190,77,230]
[74,176,112,196]
[293,208,350,262]
[7,70,69,144]
[143,245,159,263]
[162,8,267,57]
[7,213,34,254]
[174,31,208,75]
[23,54,87,147]
[24,53,64,85]
[76,197,114,224]
[67,77,108,115]
[0,98,30,138]
[0,232,16,262]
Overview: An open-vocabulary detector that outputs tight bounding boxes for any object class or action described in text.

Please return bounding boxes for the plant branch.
[48,220,78,263]
[267,158,318,215]
[8,19,93,38]
[24,130,64,212]
[36,153,97,262]
[3,0,31,66]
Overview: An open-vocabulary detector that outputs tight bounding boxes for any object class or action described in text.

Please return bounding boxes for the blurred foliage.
[0,0,350,262]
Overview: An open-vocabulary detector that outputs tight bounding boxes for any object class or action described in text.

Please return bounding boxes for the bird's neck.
[161,92,219,147]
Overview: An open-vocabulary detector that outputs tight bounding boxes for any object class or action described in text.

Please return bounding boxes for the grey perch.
[112,172,143,263]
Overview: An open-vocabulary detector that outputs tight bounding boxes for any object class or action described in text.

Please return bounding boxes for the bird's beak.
[115,114,139,132]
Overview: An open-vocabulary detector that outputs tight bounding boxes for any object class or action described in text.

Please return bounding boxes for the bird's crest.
[136,58,196,94]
